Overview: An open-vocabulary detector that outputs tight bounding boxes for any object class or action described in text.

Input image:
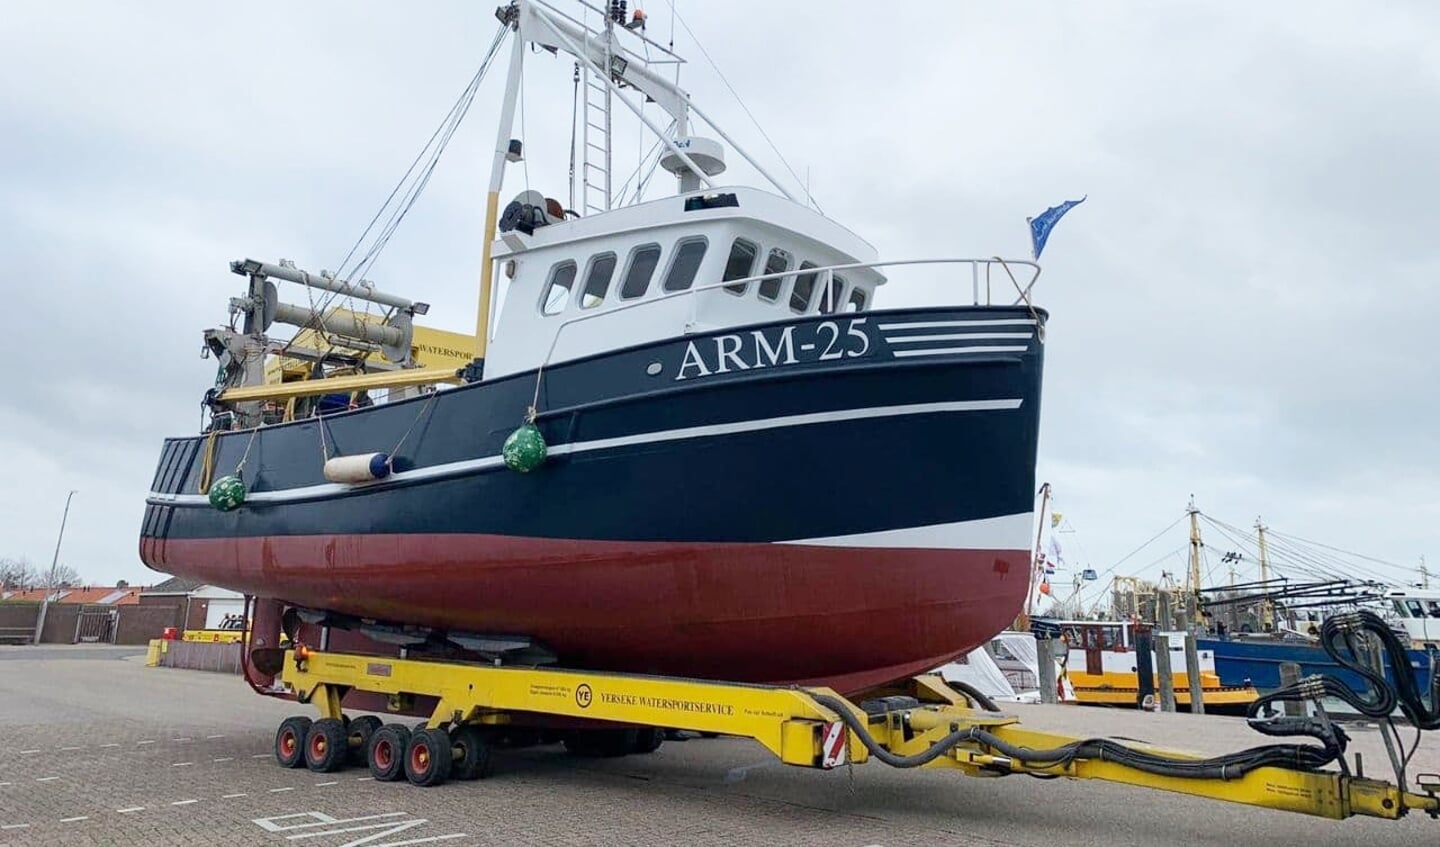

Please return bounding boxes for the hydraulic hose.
[944,680,1001,713]
[1249,610,1440,731]
[811,693,1341,778]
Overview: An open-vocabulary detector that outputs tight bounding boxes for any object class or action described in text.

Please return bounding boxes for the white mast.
[473,20,527,363]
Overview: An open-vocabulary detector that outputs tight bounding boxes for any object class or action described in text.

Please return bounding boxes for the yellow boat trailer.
[269,644,1440,823]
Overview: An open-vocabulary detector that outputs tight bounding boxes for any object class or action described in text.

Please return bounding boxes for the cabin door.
[1081,628,1104,675]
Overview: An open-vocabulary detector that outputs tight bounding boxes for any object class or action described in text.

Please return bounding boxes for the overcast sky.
[1,1,1435,603]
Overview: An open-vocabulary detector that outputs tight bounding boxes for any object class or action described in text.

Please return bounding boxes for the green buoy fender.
[208,474,247,511]
[503,423,547,472]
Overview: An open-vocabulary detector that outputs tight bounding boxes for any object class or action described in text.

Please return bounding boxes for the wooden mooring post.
[1155,590,1177,712]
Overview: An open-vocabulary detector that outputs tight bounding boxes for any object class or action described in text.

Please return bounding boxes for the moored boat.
[140,0,1054,696]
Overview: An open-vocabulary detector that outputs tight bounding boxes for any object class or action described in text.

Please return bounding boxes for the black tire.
[368,724,411,782]
[405,728,453,787]
[304,718,348,773]
[450,725,492,781]
[632,727,664,754]
[275,716,312,769]
[348,716,383,766]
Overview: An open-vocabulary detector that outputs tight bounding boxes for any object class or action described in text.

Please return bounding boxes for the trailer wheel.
[305,718,348,772]
[275,716,312,769]
[348,716,383,766]
[405,728,453,787]
[368,724,411,782]
[632,727,664,754]
[450,725,492,780]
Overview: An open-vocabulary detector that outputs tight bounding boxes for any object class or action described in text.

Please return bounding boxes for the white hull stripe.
[778,512,1034,551]
[149,398,1023,507]
[892,346,1029,358]
[885,333,1032,343]
[877,319,1037,330]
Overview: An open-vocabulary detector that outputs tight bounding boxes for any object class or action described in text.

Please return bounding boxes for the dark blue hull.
[139,305,1047,691]
[1202,637,1435,693]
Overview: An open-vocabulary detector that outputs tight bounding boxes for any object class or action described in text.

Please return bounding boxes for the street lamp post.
[32,490,77,644]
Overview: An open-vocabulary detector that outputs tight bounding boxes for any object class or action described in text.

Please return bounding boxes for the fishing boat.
[140,0,1052,696]
[1051,619,1259,713]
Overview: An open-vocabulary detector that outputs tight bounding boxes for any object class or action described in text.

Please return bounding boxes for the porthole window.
[722,238,759,295]
[620,243,662,300]
[757,248,792,303]
[790,262,819,313]
[662,237,708,292]
[541,261,577,315]
[579,252,617,309]
[819,274,847,314]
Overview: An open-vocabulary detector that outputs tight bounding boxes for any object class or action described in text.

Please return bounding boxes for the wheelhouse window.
[619,243,661,300]
[819,273,847,314]
[790,261,819,313]
[846,286,868,312]
[541,261,577,315]
[757,248,792,303]
[722,238,759,295]
[662,237,708,292]
[579,252,617,309]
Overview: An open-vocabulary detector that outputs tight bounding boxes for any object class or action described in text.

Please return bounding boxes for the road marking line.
[117,807,145,814]
[355,776,374,781]
[1,824,30,830]
[36,777,59,782]
[268,787,295,793]
[206,734,225,739]
[315,781,338,786]
[60,816,89,823]
[59,746,82,751]
[173,737,192,742]
[251,753,270,759]
[171,799,198,806]
[222,793,248,799]
[18,750,39,755]
[212,757,233,762]
[137,740,155,745]
[171,762,194,767]
[0,782,10,787]
[100,743,120,748]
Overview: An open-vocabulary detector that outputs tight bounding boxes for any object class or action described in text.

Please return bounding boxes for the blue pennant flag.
[1027,196,1087,260]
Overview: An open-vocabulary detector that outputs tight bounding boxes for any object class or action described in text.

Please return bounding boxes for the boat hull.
[1201,637,1433,693]
[141,306,1046,693]
[152,533,1029,692]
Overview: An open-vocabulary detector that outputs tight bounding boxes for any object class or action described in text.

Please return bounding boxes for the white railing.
[533,256,1042,375]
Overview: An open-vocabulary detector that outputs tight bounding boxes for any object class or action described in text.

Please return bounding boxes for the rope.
[233,426,262,478]
[197,429,220,494]
[991,258,1045,341]
[387,391,439,467]
[527,363,546,424]
[316,413,332,464]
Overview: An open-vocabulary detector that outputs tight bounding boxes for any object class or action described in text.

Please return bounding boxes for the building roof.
[0,586,145,605]
[141,576,206,596]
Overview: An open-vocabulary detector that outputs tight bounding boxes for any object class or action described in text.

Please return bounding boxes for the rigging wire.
[278,23,509,365]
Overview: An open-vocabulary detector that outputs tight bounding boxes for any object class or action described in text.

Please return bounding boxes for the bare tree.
[0,557,39,591]
[50,564,81,588]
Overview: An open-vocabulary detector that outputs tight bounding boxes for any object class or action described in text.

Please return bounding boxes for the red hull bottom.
[146,533,1029,695]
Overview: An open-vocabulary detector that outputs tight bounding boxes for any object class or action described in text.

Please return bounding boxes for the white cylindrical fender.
[323,452,391,484]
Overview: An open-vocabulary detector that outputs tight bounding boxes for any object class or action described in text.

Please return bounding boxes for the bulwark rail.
[534,256,1043,380]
